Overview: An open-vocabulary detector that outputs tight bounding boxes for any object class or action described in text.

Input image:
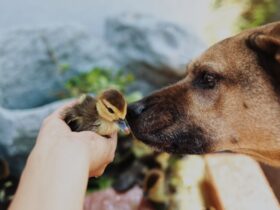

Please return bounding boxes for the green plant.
[239,0,278,30]
[87,176,114,193]
[213,0,278,31]
[65,67,142,103]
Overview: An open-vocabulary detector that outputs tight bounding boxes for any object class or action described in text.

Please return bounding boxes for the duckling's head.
[96,89,130,134]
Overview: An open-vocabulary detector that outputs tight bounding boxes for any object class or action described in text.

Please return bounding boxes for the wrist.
[27,141,91,176]
[12,142,91,210]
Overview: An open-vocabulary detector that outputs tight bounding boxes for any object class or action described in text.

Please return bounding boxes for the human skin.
[9,101,118,210]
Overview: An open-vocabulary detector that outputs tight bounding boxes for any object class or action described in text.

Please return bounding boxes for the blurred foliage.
[65,67,142,103]
[86,176,113,193]
[213,0,278,30]
[239,0,278,30]
[0,160,18,209]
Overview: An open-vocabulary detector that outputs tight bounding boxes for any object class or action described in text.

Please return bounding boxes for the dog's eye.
[194,72,219,89]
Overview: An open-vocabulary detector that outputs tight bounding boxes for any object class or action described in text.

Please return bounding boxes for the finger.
[108,132,118,140]
[75,131,118,161]
[78,131,117,160]
[42,100,78,132]
[108,132,118,153]
[78,131,108,141]
[91,132,117,152]
[41,116,72,133]
[90,166,106,178]
[50,99,79,119]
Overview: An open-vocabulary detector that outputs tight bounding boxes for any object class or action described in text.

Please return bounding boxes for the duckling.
[63,89,130,136]
[143,169,169,210]
[0,159,9,179]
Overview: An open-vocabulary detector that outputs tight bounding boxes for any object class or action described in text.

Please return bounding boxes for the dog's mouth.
[126,95,213,155]
[127,112,211,155]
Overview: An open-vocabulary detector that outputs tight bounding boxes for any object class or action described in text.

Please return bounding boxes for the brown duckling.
[63,89,130,136]
[0,159,9,179]
[143,169,169,210]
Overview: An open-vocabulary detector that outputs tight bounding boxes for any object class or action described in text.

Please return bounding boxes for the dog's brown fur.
[127,22,280,167]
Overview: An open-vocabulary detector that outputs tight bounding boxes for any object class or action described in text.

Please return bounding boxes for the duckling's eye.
[193,71,220,89]
[107,107,114,114]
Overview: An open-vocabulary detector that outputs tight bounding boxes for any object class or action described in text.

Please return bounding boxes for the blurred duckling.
[143,169,169,210]
[0,159,9,179]
[63,89,130,136]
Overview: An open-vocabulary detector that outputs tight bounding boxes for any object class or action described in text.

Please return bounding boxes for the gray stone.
[0,25,114,109]
[0,16,205,109]
[105,14,206,86]
[0,99,70,156]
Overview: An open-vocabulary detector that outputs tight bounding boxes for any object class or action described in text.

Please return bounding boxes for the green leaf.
[64,67,138,98]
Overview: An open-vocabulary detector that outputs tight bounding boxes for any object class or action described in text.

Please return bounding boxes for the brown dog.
[127,21,280,167]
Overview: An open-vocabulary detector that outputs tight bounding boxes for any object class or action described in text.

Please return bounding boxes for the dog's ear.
[248,23,280,63]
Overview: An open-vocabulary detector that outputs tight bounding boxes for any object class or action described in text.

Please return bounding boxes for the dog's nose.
[128,101,146,118]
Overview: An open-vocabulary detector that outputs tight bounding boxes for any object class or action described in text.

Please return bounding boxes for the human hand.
[30,100,118,177]
[9,101,118,210]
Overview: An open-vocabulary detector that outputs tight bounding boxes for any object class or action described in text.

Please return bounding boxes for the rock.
[0,25,114,109]
[105,14,206,86]
[0,16,206,109]
[0,99,70,175]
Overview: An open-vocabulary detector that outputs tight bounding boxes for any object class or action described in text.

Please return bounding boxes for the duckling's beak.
[117,119,130,135]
